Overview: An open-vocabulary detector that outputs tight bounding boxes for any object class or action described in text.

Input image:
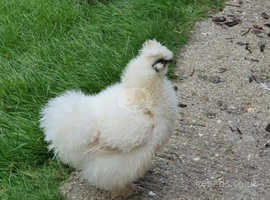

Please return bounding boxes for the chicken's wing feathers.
[85,113,155,154]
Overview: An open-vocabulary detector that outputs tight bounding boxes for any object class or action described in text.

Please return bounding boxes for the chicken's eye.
[152,58,165,67]
[152,59,172,67]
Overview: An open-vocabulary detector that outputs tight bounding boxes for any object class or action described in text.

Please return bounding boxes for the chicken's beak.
[165,59,173,65]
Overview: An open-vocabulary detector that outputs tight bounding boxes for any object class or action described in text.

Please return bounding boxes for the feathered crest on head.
[139,39,173,61]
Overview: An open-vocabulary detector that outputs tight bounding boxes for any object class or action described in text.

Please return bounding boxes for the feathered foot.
[111,184,135,199]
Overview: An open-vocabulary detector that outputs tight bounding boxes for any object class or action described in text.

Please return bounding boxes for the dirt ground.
[60,0,270,199]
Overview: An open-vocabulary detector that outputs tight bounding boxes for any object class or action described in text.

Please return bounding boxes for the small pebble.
[217,100,227,111]
[247,107,255,113]
[178,114,183,121]
[198,74,208,81]
[217,119,222,124]
[206,112,217,119]
[200,96,209,102]
[217,67,227,73]
[159,178,165,184]
[259,44,266,52]
[265,143,270,148]
[148,191,156,196]
[159,163,166,169]
[193,157,200,161]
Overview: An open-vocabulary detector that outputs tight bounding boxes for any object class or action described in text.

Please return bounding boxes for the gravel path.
[60,1,270,199]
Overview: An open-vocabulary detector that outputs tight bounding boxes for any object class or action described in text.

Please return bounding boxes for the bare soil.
[60,0,270,199]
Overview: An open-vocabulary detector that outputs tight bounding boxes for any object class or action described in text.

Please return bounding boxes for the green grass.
[0,0,224,199]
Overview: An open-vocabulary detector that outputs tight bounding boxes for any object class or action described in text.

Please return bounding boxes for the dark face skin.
[152,58,172,72]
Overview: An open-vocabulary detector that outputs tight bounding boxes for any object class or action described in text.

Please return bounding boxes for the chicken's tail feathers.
[39,90,94,168]
[139,39,173,61]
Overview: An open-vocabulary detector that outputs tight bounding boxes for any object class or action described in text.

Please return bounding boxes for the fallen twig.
[178,103,187,108]
[236,127,243,135]
[225,37,234,40]
[236,42,249,46]
[225,18,241,27]
[190,69,195,76]
[248,71,257,83]
[248,71,270,91]
[250,58,259,63]
[229,126,243,139]
[227,14,236,18]
[264,24,270,28]
[245,43,252,54]
[253,25,263,30]
[241,28,252,36]
[261,12,270,20]
[212,16,226,23]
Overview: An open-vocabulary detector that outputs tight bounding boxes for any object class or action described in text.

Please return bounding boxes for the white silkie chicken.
[40,40,178,197]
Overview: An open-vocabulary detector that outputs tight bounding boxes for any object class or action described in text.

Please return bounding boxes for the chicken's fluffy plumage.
[40,40,178,192]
